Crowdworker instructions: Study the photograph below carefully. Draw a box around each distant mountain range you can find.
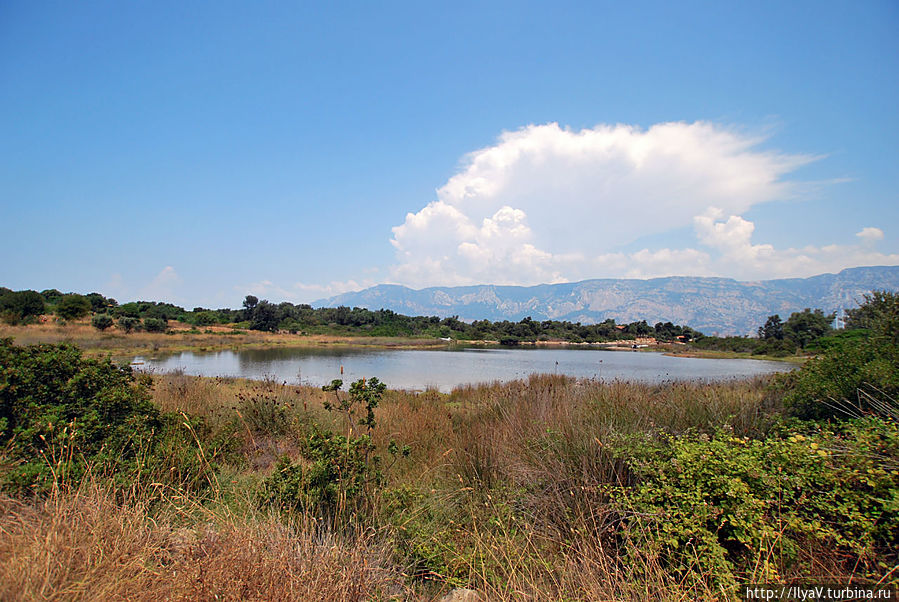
[314,266,899,335]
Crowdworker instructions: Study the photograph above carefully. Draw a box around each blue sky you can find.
[1,1,897,308]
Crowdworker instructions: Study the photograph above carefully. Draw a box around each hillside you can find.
[316,266,899,335]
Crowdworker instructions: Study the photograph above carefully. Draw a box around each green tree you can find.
[39,289,64,306]
[85,292,111,313]
[845,290,899,345]
[243,295,259,311]
[786,292,899,420]
[250,300,280,332]
[242,295,259,321]
[0,290,45,324]
[783,308,832,349]
[757,315,784,340]
[55,294,91,321]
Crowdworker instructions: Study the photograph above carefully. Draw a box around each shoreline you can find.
[1,321,804,364]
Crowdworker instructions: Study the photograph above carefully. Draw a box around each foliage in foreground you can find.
[785,290,899,420]
[619,420,899,586]
[260,377,410,522]
[0,338,160,492]
[0,338,230,495]
[2,287,899,599]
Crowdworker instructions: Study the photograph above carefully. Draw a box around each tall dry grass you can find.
[367,375,782,600]
[0,478,410,601]
[0,371,807,600]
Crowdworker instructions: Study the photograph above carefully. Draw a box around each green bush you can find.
[0,290,45,325]
[118,316,141,333]
[0,339,234,495]
[261,425,377,518]
[193,311,217,326]
[749,337,797,357]
[846,291,899,343]
[259,377,409,522]
[55,294,91,321]
[142,317,167,333]
[0,339,161,493]
[91,314,115,331]
[785,337,899,420]
[784,291,899,421]
[617,420,899,586]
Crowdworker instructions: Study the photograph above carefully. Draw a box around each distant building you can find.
[833,308,847,330]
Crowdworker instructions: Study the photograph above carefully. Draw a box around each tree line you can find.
[3,286,888,353]
[1,288,702,343]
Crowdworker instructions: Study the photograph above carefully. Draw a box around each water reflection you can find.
[134,346,794,393]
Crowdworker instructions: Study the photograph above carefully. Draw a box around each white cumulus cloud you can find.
[387,121,897,287]
[694,212,899,279]
[389,121,819,286]
[857,227,884,244]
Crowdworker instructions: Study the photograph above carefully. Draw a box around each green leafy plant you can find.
[0,339,160,492]
[260,377,410,521]
[0,290,45,325]
[616,420,899,587]
[785,291,899,420]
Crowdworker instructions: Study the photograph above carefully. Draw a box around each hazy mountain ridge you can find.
[315,266,899,335]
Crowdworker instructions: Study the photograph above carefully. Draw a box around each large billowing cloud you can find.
[390,122,897,286]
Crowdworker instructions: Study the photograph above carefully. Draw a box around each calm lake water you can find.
[132,346,794,392]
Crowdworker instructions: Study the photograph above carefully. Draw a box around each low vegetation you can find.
[0,293,896,600]
[2,287,702,344]
[1,286,846,363]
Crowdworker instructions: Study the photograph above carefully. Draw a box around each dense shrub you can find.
[751,337,798,357]
[785,292,899,420]
[118,316,141,333]
[261,426,377,518]
[846,291,899,342]
[91,314,114,331]
[691,336,760,353]
[0,290,45,325]
[142,317,167,333]
[0,339,160,492]
[55,294,92,321]
[39,288,64,305]
[618,419,899,586]
[192,311,218,326]
[259,378,409,521]
[0,339,232,495]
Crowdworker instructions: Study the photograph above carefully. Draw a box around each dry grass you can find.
[0,480,409,602]
[3,371,874,600]
[140,372,784,599]
[0,319,448,359]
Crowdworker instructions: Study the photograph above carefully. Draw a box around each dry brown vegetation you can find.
[0,481,408,601]
[1,369,894,601]
[0,319,448,359]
